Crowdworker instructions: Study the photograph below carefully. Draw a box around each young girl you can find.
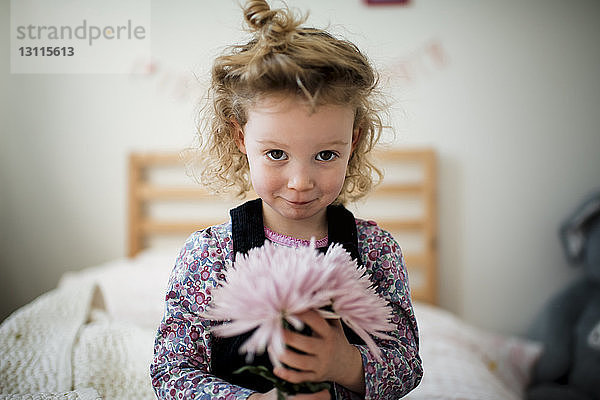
[151,1,422,399]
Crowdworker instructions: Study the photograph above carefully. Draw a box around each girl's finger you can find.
[295,309,331,338]
[276,347,315,373]
[282,327,318,354]
[289,389,331,399]
[273,365,316,385]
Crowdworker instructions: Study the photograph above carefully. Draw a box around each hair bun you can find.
[244,0,277,30]
[243,0,302,41]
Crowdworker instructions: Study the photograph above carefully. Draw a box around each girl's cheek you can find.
[252,167,280,189]
[332,166,349,185]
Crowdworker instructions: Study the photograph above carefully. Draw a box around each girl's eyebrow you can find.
[322,140,349,146]
[256,139,349,146]
[256,139,285,146]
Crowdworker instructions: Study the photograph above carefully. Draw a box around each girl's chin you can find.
[268,200,324,222]
[278,207,319,221]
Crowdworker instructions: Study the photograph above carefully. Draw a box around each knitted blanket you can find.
[0,281,156,399]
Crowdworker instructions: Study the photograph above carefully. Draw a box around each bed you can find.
[0,148,542,400]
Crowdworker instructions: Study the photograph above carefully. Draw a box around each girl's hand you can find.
[290,389,331,399]
[248,389,330,399]
[272,310,365,395]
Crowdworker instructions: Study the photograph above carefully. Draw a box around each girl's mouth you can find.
[285,199,314,206]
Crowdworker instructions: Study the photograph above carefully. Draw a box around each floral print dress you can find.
[150,218,422,399]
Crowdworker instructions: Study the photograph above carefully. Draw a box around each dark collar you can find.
[230,198,361,264]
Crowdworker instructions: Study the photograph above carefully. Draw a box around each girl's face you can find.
[235,95,358,236]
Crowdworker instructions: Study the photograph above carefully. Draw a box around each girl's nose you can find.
[287,164,314,191]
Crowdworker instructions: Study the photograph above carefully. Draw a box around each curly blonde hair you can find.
[192,0,386,204]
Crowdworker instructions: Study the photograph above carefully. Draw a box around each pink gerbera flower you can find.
[202,240,395,366]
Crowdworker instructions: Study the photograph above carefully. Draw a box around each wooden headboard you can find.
[128,148,437,304]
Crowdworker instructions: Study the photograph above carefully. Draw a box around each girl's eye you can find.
[266,150,288,161]
[316,151,338,162]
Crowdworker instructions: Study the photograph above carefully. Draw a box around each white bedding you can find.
[0,250,541,399]
[408,302,541,400]
[0,281,156,400]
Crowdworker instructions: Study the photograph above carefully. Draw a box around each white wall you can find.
[1,0,599,336]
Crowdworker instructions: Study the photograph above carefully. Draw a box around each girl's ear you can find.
[232,119,247,154]
[351,127,361,152]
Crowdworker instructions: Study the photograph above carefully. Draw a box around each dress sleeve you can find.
[150,227,256,400]
[335,221,423,399]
